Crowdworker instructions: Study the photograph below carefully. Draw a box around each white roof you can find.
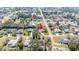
[28,21,35,26]
[8,40,17,45]
[24,40,30,45]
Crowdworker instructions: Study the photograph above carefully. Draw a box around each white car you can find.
[8,40,17,48]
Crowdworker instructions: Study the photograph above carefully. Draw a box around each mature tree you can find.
[68,40,79,51]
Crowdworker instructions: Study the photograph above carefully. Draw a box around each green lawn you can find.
[0,36,6,49]
[23,31,31,36]
[0,36,16,50]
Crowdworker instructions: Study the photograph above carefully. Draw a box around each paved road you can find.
[38,8,70,51]
[38,8,55,50]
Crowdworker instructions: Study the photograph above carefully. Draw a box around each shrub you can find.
[17,42,24,50]
[68,40,79,51]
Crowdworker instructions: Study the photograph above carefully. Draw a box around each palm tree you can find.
[17,42,24,51]
[44,37,51,51]
[31,43,39,51]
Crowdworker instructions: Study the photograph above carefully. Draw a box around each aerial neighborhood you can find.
[0,7,79,51]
